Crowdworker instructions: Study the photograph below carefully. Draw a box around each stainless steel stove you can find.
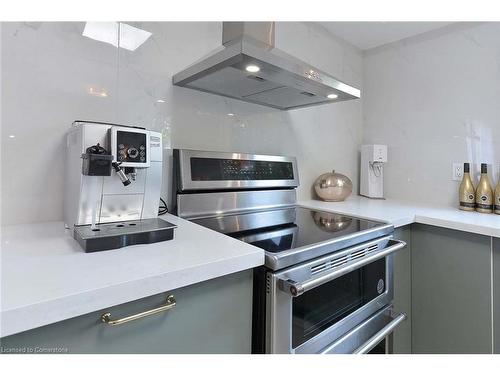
[173,149,407,354]
[191,206,393,270]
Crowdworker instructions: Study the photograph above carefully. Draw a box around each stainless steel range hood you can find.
[172,22,361,110]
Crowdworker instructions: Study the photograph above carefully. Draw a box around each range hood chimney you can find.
[172,22,361,110]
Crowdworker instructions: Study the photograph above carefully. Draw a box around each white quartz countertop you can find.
[300,196,500,238]
[0,214,264,338]
[2,197,498,337]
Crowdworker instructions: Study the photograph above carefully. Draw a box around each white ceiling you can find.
[319,22,453,50]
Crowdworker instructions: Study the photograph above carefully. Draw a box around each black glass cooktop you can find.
[192,207,388,255]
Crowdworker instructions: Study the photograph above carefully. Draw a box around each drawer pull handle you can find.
[353,312,407,354]
[101,295,176,326]
[279,239,406,297]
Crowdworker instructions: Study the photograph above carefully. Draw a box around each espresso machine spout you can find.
[112,161,131,186]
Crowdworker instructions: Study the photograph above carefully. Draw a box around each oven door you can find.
[266,237,406,354]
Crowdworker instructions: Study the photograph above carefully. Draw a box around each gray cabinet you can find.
[411,224,492,353]
[494,237,500,354]
[0,270,253,354]
[392,226,412,353]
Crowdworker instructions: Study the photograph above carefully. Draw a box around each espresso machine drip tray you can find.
[74,218,177,253]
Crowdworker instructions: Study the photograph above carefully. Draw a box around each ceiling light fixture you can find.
[8,135,15,139]
[327,93,338,99]
[227,113,235,116]
[156,99,166,103]
[245,65,260,73]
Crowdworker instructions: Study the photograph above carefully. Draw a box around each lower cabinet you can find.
[0,270,253,354]
[2,229,498,355]
[494,237,500,354]
[392,226,412,354]
[411,224,492,353]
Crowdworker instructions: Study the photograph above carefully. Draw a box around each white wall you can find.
[1,22,363,225]
[363,23,500,206]
[3,21,499,225]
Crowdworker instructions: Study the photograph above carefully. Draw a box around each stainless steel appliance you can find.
[172,22,360,110]
[173,149,406,354]
[64,121,175,252]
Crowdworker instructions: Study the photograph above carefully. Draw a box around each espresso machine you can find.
[64,121,176,252]
[360,144,388,199]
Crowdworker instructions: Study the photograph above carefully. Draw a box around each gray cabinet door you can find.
[392,226,412,353]
[494,237,500,354]
[0,270,253,354]
[411,224,492,353]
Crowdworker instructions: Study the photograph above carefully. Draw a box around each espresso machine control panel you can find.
[110,127,150,167]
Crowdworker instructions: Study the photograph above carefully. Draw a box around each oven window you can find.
[291,258,386,348]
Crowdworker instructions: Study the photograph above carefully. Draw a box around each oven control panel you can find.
[190,157,295,181]
[174,149,299,191]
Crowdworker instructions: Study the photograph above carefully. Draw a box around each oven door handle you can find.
[278,239,406,297]
[353,312,407,354]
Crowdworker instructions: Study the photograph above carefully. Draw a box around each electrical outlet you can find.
[452,162,463,181]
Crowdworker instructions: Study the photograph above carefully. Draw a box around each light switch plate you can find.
[452,162,463,181]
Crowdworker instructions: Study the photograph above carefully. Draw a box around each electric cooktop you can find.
[192,207,393,270]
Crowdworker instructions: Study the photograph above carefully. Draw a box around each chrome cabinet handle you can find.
[279,239,406,297]
[101,295,176,326]
[353,312,406,354]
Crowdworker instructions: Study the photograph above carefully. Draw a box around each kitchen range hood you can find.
[172,22,361,110]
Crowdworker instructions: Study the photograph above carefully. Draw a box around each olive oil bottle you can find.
[459,163,475,211]
[495,177,500,215]
[475,163,493,213]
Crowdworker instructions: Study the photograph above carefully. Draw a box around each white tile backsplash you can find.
[1,22,363,225]
[363,23,500,206]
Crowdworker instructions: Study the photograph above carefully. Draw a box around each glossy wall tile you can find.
[363,23,500,206]
[1,22,364,225]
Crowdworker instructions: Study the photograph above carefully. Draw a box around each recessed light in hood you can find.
[245,64,260,73]
[173,22,360,110]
